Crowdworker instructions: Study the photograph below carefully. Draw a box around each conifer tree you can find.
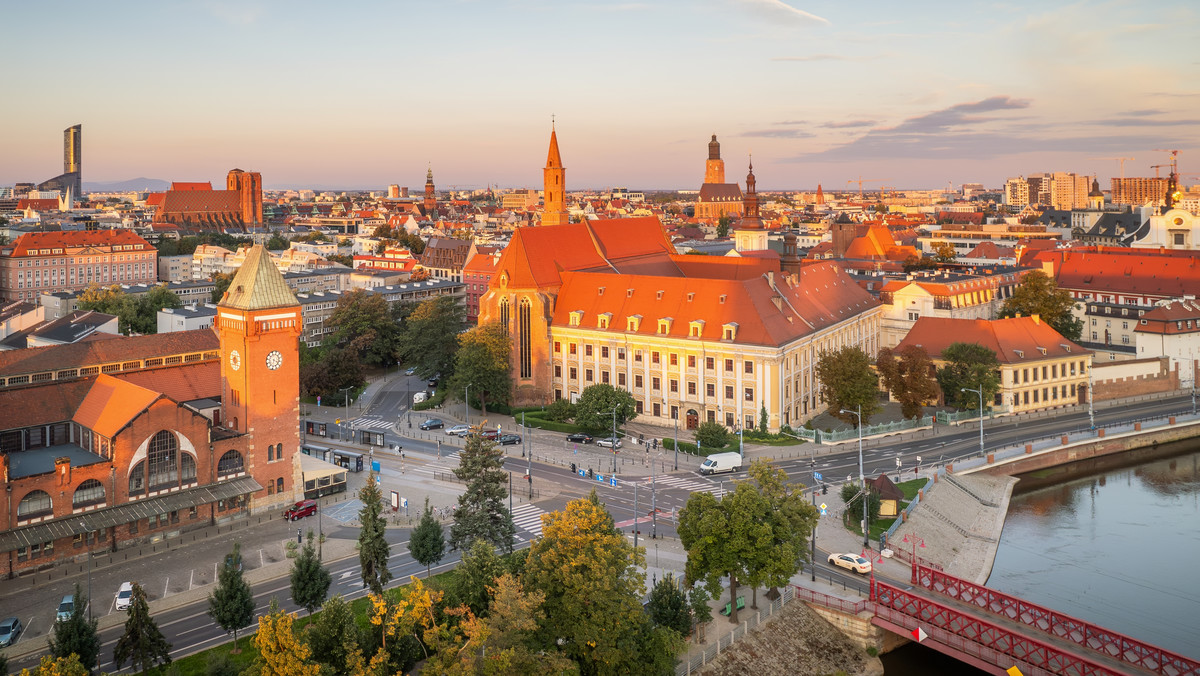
[47,583,100,671]
[207,542,254,653]
[449,432,514,551]
[112,582,172,674]
[290,530,332,615]
[408,497,446,578]
[357,470,392,594]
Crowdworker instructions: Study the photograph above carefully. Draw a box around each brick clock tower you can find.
[217,245,303,513]
[424,167,437,216]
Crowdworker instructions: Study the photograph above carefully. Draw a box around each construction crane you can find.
[1151,164,1170,179]
[1090,157,1134,179]
[846,176,890,201]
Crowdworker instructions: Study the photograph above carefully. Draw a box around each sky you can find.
[2,0,1198,191]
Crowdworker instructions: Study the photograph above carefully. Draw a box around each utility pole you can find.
[962,386,984,456]
[651,447,657,539]
[611,406,619,474]
[840,405,867,548]
[508,472,513,554]
[633,480,639,550]
[673,416,679,470]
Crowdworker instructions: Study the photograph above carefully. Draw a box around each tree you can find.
[408,498,446,578]
[446,322,511,415]
[679,483,772,625]
[290,531,332,614]
[716,214,732,238]
[572,383,638,432]
[646,574,691,635]
[399,295,465,379]
[300,346,364,399]
[265,233,290,250]
[543,398,575,422]
[47,583,100,671]
[78,283,182,335]
[357,471,392,594]
[936,342,1001,410]
[694,420,729,450]
[525,491,678,673]
[449,434,515,552]
[306,595,362,675]
[876,345,940,419]
[932,241,957,263]
[208,543,255,653]
[325,290,400,367]
[998,269,1083,341]
[902,254,937,273]
[211,271,234,303]
[251,600,321,676]
[758,404,769,433]
[130,285,183,334]
[688,584,714,643]
[111,582,172,674]
[478,573,576,675]
[16,655,88,676]
[451,539,506,615]
[815,345,880,424]
[746,461,819,607]
[840,481,881,534]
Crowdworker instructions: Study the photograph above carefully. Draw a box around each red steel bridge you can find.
[797,562,1200,676]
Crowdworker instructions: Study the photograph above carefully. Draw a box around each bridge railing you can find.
[914,565,1200,676]
[790,586,869,615]
[872,579,1124,676]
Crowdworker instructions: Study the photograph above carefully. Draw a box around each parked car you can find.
[284,499,318,521]
[0,616,23,647]
[114,582,134,611]
[427,377,439,388]
[445,424,471,437]
[224,551,243,572]
[566,433,593,444]
[479,429,500,440]
[419,418,444,430]
[498,434,522,445]
[405,367,416,376]
[595,436,622,449]
[56,594,74,622]
[827,553,872,575]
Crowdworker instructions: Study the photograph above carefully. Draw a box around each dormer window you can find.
[719,295,727,304]
[656,290,665,300]
[1014,349,1024,358]
[598,286,605,296]
[1038,347,1047,355]
[598,312,612,329]
[569,310,584,327]
[687,292,695,302]
[722,322,738,341]
[689,320,705,338]
[627,314,642,332]
[1060,344,1071,352]
[627,289,635,298]
[657,318,673,335]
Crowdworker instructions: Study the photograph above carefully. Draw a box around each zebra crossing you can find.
[510,502,547,538]
[639,475,726,497]
[349,417,393,430]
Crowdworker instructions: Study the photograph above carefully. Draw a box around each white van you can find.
[699,452,742,476]
[412,391,428,404]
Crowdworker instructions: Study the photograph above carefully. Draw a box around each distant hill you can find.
[83,178,170,193]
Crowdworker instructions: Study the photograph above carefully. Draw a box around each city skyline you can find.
[2,0,1198,190]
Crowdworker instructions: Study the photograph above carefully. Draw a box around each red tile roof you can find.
[896,316,1090,364]
[114,361,221,402]
[0,329,218,380]
[73,374,163,438]
[0,378,93,429]
[171,182,213,191]
[492,218,675,290]
[17,199,59,211]
[8,229,152,257]
[1044,248,1200,298]
[159,190,241,216]
[551,261,878,347]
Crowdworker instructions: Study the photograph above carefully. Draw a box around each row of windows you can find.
[555,366,758,400]
[555,343,756,374]
[1012,383,1077,406]
[1011,361,1084,384]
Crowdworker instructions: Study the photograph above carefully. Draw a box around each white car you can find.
[828,553,872,575]
[595,437,622,449]
[114,582,134,611]
[445,424,470,437]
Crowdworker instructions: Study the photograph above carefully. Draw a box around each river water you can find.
[986,443,1200,660]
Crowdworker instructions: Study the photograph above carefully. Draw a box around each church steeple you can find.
[541,121,568,226]
[734,159,768,253]
[704,134,726,184]
[424,165,436,215]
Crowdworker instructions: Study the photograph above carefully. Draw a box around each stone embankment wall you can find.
[699,599,883,676]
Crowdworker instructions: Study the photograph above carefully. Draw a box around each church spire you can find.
[541,122,568,226]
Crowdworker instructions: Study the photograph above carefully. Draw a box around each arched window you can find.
[218,450,245,477]
[129,463,145,496]
[276,477,284,493]
[499,297,510,337]
[18,490,52,519]
[519,298,532,379]
[181,453,197,483]
[147,431,178,490]
[73,479,105,508]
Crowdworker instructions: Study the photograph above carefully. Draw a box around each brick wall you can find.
[1091,356,1180,402]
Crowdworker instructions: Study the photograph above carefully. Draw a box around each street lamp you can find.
[465,383,472,427]
[610,405,620,474]
[961,386,984,456]
[839,405,868,548]
[673,415,679,471]
[80,521,94,620]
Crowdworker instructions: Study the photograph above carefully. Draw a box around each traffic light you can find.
[822,483,828,495]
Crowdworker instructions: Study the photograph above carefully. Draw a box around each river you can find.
[986,443,1200,660]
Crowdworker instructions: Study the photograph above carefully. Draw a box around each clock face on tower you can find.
[229,350,241,371]
[266,350,283,370]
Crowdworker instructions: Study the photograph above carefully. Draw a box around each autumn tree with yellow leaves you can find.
[250,600,321,676]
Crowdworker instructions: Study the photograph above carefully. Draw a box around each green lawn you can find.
[894,478,928,501]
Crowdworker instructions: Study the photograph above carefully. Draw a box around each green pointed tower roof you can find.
[220,245,299,310]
